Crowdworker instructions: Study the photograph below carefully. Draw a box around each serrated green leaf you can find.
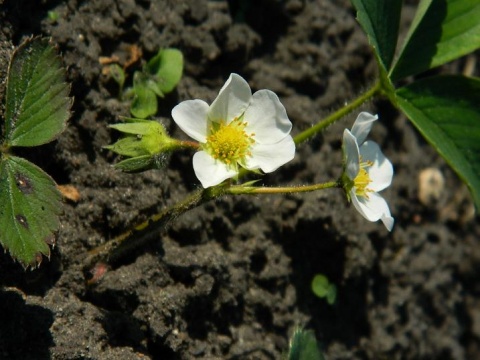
[391,0,480,81]
[350,0,402,71]
[4,37,72,147]
[0,155,62,267]
[131,72,157,118]
[146,48,183,94]
[396,75,480,208]
[287,328,324,360]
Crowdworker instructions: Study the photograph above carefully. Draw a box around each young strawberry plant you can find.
[108,48,184,119]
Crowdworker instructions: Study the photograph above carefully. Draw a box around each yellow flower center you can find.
[205,117,255,169]
[354,159,373,198]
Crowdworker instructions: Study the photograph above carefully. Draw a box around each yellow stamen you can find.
[204,117,255,169]
[354,160,373,198]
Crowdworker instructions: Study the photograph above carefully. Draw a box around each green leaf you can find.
[4,37,72,147]
[144,77,165,98]
[287,328,324,360]
[146,48,184,94]
[391,0,480,81]
[0,155,62,267]
[350,0,403,71]
[396,75,480,208]
[109,64,126,89]
[326,285,337,305]
[311,274,330,297]
[311,274,337,305]
[131,72,157,119]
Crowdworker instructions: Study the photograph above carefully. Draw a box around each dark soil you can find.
[1,0,479,359]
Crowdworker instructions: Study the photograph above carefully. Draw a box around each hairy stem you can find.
[293,81,382,145]
[227,181,340,195]
[83,186,226,268]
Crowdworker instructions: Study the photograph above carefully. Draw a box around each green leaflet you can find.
[391,0,480,81]
[0,156,62,266]
[350,0,402,72]
[351,0,480,86]
[396,75,480,208]
[4,37,72,147]
[131,72,158,119]
[146,48,184,94]
[0,37,71,267]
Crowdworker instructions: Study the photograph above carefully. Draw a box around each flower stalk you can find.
[227,181,340,195]
[293,81,382,145]
[83,179,339,268]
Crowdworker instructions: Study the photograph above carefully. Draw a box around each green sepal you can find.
[239,179,262,187]
[106,118,174,157]
[112,155,155,172]
[104,137,151,158]
[106,118,176,172]
[112,154,168,173]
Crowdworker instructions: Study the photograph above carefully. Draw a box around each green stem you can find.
[293,81,382,145]
[84,180,340,268]
[176,139,200,150]
[84,185,226,267]
[227,181,340,195]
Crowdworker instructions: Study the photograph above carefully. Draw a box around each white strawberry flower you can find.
[342,112,394,231]
[172,73,295,188]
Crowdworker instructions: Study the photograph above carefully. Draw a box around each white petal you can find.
[192,151,237,188]
[351,112,378,145]
[208,73,251,124]
[381,215,394,232]
[243,90,292,144]
[360,141,393,192]
[245,135,295,173]
[172,100,209,142]
[351,191,392,226]
[343,129,360,180]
